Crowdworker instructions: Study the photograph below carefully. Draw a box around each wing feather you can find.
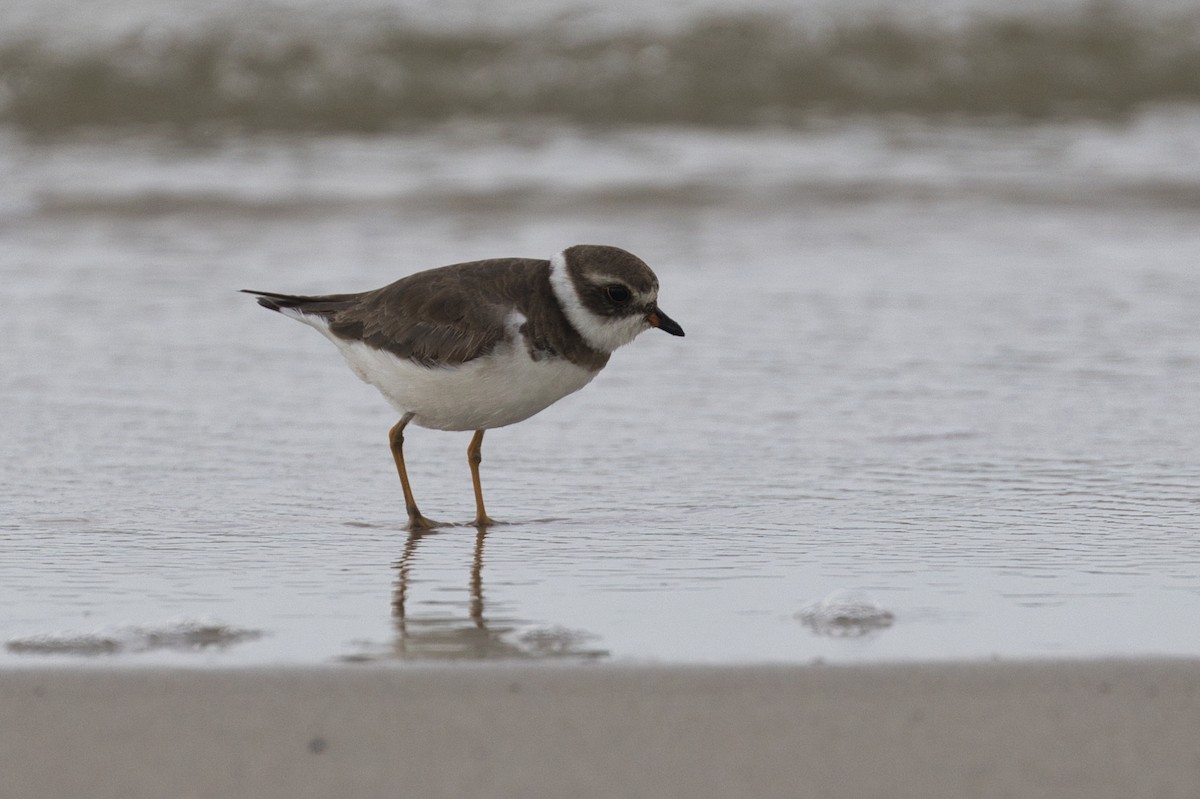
[326,259,541,366]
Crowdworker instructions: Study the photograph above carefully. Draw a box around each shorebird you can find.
[244,244,684,530]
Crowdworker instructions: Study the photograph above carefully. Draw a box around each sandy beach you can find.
[3,7,1200,799]
[3,659,1199,798]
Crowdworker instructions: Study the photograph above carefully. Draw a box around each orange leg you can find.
[389,414,435,531]
[468,429,494,528]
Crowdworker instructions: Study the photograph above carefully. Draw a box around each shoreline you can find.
[4,658,1199,798]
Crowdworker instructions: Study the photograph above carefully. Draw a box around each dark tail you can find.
[240,289,359,316]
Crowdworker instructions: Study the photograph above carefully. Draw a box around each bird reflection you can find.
[388,526,607,661]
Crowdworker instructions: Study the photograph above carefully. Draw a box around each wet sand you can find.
[4,659,1198,798]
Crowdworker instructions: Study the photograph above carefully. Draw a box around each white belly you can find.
[285,308,599,430]
[332,336,597,431]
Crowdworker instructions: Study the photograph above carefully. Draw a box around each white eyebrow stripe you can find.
[585,274,658,304]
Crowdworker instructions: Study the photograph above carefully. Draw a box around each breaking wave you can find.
[2,3,1199,135]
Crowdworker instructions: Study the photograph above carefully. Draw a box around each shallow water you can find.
[4,0,1200,664]
[3,105,1200,666]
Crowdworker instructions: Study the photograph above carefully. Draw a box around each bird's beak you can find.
[646,305,685,337]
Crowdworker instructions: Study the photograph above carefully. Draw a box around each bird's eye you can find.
[606,285,631,303]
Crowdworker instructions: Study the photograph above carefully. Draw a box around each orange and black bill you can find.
[647,306,685,337]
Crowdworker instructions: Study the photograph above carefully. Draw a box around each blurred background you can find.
[3,0,1200,664]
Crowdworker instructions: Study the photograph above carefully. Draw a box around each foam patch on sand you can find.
[6,619,265,656]
[798,590,896,638]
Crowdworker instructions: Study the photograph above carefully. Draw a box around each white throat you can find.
[549,250,648,354]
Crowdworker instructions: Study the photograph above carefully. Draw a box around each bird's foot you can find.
[406,513,439,532]
[472,515,497,529]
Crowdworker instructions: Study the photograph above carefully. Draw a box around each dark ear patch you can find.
[563,244,661,316]
[574,277,623,317]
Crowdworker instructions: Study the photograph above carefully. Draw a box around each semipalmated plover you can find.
[244,244,684,530]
